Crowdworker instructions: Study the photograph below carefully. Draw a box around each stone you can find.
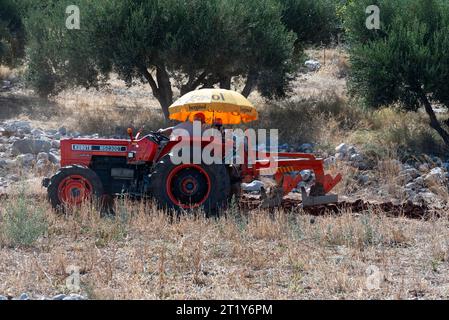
[401,168,420,183]
[413,192,436,204]
[48,152,60,164]
[335,152,346,161]
[2,159,17,170]
[37,152,49,162]
[356,174,369,185]
[299,143,314,153]
[51,140,61,149]
[406,182,419,190]
[16,153,35,166]
[418,163,430,172]
[58,126,67,136]
[36,159,48,170]
[12,138,51,155]
[347,146,357,155]
[19,293,29,300]
[3,120,31,134]
[350,153,364,162]
[241,180,265,192]
[31,128,45,137]
[52,294,67,300]
[424,167,447,186]
[62,294,85,301]
[8,174,19,182]
[335,143,348,155]
[0,295,7,300]
[305,59,321,72]
[324,156,336,167]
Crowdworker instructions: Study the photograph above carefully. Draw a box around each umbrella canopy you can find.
[168,88,258,124]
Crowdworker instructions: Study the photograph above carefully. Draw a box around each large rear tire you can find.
[47,165,104,212]
[149,154,230,214]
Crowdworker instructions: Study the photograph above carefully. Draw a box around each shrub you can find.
[1,187,48,247]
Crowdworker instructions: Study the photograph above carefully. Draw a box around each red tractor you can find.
[42,129,342,213]
[42,89,342,213]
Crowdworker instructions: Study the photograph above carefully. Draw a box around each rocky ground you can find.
[0,293,86,300]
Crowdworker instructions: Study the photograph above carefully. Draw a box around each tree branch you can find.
[242,69,258,97]
[418,89,449,147]
[181,71,208,95]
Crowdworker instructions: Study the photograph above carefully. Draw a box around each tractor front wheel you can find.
[47,165,104,212]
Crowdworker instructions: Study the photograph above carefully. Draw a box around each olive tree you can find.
[345,0,449,146]
[25,0,296,118]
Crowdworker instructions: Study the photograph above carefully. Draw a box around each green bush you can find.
[280,0,341,49]
[345,0,449,147]
[1,188,48,247]
[0,0,25,66]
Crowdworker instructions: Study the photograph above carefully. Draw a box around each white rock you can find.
[51,140,60,149]
[305,59,321,72]
[0,295,7,300]
[401,168,420,183]
[335,143,348,154]
[62,294,85,300]
[335,152,346,160]
[52,294,67,300]
[324,156,336,167]
[241,180,265,192]
[58,127,67,135]
[19,293,29,300]
[3,120,31,134]
[31,128,45,137]
[350,153,363,162]
[16,153,35,166]
[37,152,49,162]
[48,152,60,164]
[424,167,447,185]
[36,159,48,170]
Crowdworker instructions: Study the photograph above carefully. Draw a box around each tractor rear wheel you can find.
[149,154,230,214]
[47,165,104,212]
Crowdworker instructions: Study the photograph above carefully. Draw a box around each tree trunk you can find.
[155,65,173,118]
[219,75,231,90]
[419,89,449,147]
[139,64,173,119]
[180,71,207,96]
[241,69,258,98]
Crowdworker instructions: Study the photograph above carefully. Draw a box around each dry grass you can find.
[0,189,449,299]
[0,66,13,81]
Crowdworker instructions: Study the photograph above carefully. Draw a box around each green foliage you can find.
[24,0,297,111]
[1,187,48,247]
[280,0,341,49]
[0,0,25,66]
[345,0,449,110]
[25,0,100,96]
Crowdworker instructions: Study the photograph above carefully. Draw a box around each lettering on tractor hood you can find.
[71,144,127,152]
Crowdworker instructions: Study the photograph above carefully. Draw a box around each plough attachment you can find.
[242,152,342,208]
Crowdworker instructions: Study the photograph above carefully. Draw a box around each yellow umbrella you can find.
[168,88,258,124]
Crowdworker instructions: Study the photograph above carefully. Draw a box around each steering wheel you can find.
[147,131,170,144]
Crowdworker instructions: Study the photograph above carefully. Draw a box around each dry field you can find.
[1,188,449,299]
[1,48,449,299]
